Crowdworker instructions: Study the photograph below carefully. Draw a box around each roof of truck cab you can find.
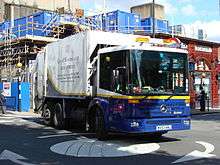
[98,45,188,54]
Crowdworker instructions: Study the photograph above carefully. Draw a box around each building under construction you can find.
[0,0,97,111]
[0,0,81,80]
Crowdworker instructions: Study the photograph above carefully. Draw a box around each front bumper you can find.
[109,117,191,133]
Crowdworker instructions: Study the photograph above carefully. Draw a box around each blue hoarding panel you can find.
[0,82,18,111]
[91,10,141,33]
[32,11,57,36]
[0,82,30,112]
[5,97,17,110]
[0,11,57,38]
[21,82,30,112]
[11,82,19,111]
[111,10,141,33]
[141,17,169,34]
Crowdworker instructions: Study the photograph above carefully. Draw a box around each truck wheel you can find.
[42,104,53,126]
[53,103,65,129]
[95,108,108,140]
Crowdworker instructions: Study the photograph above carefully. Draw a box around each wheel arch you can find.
[87,98,110,131]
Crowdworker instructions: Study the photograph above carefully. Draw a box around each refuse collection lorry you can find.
[33,31,191,139]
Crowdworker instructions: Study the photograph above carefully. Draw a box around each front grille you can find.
[146,119,181,125]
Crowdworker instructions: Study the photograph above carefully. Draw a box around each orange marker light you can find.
[128,100,140,104]
[135,37,150,43]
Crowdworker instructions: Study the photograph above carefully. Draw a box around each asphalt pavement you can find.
[191,108,220,115]
[0,111,220,165]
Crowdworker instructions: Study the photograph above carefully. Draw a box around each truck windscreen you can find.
[130,50,188,95]
[99,49,188,95]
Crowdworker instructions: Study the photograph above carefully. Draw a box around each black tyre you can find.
[53,103,65,129]
[95,108,108,140]
[42,104,53,126]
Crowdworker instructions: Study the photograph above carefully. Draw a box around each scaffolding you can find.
[0,9,104,82]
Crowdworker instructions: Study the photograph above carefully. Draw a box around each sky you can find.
[80,0,220,42]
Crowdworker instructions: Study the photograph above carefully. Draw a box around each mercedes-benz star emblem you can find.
[160,104,168,113]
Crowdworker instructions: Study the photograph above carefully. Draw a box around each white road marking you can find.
[55,130,72,134]
[50,138,160,157]
[37,132,91,139]
[0,150,36,165]
[0,116,15,119]
[0,113,41,125]
[172,141,216,164]
[37,133,81,139]
[0,120,16,123]
[118,143,160,154]
[0,112,40,119]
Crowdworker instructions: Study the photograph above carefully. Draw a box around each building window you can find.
[195,59,210,71]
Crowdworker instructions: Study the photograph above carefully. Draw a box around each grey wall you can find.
[131,3,165,19]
